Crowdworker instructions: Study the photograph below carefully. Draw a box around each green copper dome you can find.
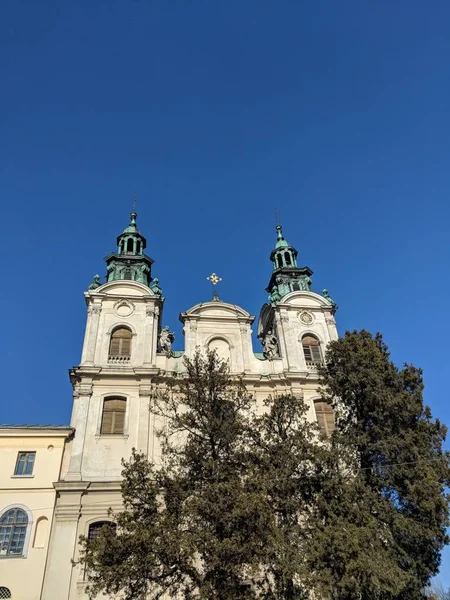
[266,224,313,303]
[122,210,139,234]
[103,211,154,286]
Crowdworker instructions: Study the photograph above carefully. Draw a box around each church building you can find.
[2,211,339,600]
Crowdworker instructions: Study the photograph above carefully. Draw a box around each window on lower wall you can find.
[0,508,29,557]
[100,398,126,435]
[314,400,335,437]
[88,521,117,542]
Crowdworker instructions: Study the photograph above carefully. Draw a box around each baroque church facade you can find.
[32,211,337,599]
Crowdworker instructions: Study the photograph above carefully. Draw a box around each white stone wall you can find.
[46,280,339,599]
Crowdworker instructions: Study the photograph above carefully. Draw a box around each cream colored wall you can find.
[0,431,70,600]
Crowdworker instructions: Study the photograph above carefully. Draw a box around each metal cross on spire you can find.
[207,272,222,301]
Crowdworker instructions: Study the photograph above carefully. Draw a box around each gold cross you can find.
[207,272,222,286]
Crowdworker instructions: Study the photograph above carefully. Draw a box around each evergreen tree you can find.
[249,393,323,599]
[308,330,450,600]
[80,350,273,600]
[79,333,450,600]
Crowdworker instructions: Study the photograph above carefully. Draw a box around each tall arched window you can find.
[314,400,335,437]
[284,251,291,266]
[0,508,29,557]
[109,327,132,363]
[100,398,126,435]
[302,334,323,366]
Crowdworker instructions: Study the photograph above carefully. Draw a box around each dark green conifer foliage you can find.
[249,393,323,600]
[79,350,272,600]
[79,333,450,600]
[309,330,450,600]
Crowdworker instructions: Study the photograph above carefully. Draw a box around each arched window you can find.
[101,398,126,435]
[88,521,117,542]
[126,238,134,254]
[109,327,132,362]
[0,508,28,557]
[302,334,323,366]
[0,588,11,599]
[284,251,291,266]
[314,400,335,437]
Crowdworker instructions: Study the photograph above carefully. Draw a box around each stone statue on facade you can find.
[159,326,175,356]
[299,275,312,291]
[150,277,163,297]
[88,274,102,290]
[135,264,150,284]
[322,289,336,306]
[261,329,279,360]
[268,285,281,303]
[107,262,116,282]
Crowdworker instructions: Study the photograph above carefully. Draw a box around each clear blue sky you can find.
[2,0,450,584]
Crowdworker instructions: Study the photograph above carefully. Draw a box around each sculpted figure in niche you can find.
[261,329,279,360]
[159,326,175,357]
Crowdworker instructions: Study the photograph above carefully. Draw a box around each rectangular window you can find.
[14,452,36,476]
[100,398,126,435]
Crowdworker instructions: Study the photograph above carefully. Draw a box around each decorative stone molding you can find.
[88,304,102,315]
[139,388,152,397]
[73,385,93,398]
[113,299,135,317]
[298,310,314,325]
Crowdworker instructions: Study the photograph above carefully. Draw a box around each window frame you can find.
[99,397,127,436]
[0,504,33,559]
[108,326,132,362]
[314,400,335,437]
[13,452,36,477]
[87,520,117,542]
[301,334,323,366]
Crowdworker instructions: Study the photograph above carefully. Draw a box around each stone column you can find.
[143,304,157,366]
[324,311,338,342]
[65,384,93,481]
[280,310,301,372]
[239,323,250,372]
[137,387,152,455]
[80,303,102,366]
[41,483,90,600]
[274,310,290,372]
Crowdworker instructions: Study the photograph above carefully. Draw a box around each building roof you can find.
[0,424,71,430]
